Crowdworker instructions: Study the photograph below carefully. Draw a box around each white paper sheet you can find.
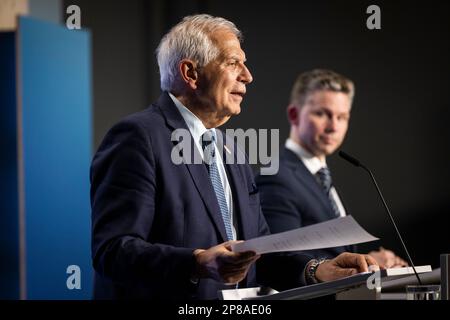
[232,215,378,254]
[219,287,279,300]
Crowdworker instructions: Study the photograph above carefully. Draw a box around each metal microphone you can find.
[338,150,422,285]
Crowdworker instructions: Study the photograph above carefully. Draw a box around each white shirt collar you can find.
[285,138,327,175]
[169,94,238,233]
[168,92,213,147]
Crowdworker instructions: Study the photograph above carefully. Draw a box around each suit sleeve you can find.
[245,168,313,291]
[90,120,196,290]
[256,172,304,233]
[255,195,313,291]
[257,171,351,259]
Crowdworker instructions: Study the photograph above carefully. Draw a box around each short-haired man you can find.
[257,69,407,269]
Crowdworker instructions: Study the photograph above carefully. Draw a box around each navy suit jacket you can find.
[256,147,355,260]
[90,93,311,299]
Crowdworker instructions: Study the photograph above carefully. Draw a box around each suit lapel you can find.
[156,93,229,242]
[283,148,336,219]
[283,148,354,252]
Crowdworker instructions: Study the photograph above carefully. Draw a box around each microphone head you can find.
[338,150,361,167]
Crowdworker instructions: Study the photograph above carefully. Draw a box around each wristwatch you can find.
[306,258,328,284]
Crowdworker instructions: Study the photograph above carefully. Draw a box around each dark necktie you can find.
[202,130,234,240]
[316,167,341,218]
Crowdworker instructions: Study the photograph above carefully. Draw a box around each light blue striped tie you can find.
[202,130,234,241]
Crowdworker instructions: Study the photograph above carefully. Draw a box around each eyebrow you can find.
[228,56,247,63]
[315,106,349,115]
[226,54,246,62]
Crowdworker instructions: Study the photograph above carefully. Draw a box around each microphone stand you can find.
[339,151,422,285]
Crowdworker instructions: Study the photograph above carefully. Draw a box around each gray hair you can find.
[156,14,242,92]
[290,69,355,107]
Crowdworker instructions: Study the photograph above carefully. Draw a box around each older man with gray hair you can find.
[90,15,377,300]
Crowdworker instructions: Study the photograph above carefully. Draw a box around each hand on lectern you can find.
[368,247,409,269]
[315,252,379,282]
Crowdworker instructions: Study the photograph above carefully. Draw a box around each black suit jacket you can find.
[90,93,312,299]
[256,147,355,260]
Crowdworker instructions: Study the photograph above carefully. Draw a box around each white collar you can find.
[285,138,327,175]
[168,92,213,147]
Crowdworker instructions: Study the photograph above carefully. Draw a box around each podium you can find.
[221,266,439,300]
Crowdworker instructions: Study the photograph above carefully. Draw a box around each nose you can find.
[239,64,253,84]
[325,116,338,132]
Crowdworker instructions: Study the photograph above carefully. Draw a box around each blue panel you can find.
[19,17,93,299]
[0,32,20,300]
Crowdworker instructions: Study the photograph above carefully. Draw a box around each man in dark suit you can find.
[91,17,378,299]
[257,69,407,268]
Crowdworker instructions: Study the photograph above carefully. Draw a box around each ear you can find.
[287,104,300,126]
[179,59,199,90]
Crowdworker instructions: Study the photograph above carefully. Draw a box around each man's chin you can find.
[225,105,241,116]
[324,146,339,155]
[318,144,338,156]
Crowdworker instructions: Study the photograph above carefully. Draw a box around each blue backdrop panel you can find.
[18,17,93,299]
[0,32,20,300]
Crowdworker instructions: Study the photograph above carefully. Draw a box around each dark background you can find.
[64,0,450,268]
